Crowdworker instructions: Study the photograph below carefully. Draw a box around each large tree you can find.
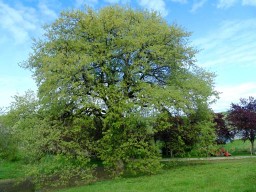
[23,6,217,176]
[228,97,256,155]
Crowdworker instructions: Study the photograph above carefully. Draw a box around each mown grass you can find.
[57,158,256,192]
[222,139,252,156]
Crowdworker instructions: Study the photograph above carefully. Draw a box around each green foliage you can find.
[186,102,216,157]
[0,160,25,179]
[155,102,217,157]
[23,5,217,119]
[99,113,161,176]
[0,123,18,161]
[0,91,40,161]
[26,154,94,188]
[1,92,94,188]
[0,92,38,161]
[188,121,216,157]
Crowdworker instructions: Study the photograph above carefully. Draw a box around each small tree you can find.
[228,97,256,155]
[155,102,216,157]
[0,121,18,160]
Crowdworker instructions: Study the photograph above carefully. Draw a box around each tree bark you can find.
[250,140,254,156]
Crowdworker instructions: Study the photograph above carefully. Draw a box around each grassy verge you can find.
[56,158,256,192]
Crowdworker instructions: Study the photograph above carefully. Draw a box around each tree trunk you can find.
[250,140,254,156]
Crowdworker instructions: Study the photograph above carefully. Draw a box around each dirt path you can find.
[161,156,256,162]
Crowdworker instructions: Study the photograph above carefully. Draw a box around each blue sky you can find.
[0,0,256,112]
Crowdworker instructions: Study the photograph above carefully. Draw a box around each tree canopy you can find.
[25,6,216,117]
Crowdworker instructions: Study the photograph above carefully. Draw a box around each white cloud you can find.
[212,83,256,112]
[0,1,57,108]
[0,1,37,44]
[170,0,188,3]
[104,0,131,4]
[217,0,256,8]
[104,0,121,3]
[75,0,98,7]
[38,1,58,19]
[137,0,168,17]
[190,0,207,12]
[0,1,57,45]
[194,19,256,68]
[193,19,256,112]
[217,0,238,8]
[242,0,256,6]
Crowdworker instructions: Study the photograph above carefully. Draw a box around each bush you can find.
[0,125,18,161]
[25,154,95,189]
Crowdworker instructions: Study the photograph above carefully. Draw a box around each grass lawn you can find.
[57,158,256,192]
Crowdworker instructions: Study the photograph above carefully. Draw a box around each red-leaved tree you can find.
[228,97,256,155]
[214,113,234,144]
